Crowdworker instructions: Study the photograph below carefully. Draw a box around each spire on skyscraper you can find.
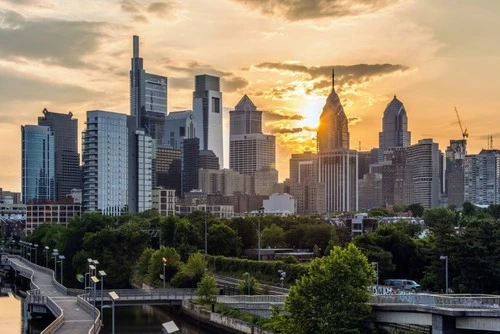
[331,68,335,92]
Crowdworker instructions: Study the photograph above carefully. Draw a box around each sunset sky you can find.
[1,0,500,192]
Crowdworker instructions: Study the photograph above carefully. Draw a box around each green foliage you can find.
[261,224,285,248]
[137,248,155,279]
[208,223,242,257]
[227,217,257,249]
[171,252,207,288]
[279,255,299,264]
[407,203,425,217]
[274,244,374,334]
[147,246,182,287]
[196,273,218,304]
[161,215,202,261]
[285,224,334,251]
[368,208,389,217]
[239,273,257,295]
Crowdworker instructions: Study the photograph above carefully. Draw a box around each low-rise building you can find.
[152,188,176,216]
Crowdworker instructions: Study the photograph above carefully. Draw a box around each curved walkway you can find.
[2,254,97,334]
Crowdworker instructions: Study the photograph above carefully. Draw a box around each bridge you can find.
[1,254,197,333]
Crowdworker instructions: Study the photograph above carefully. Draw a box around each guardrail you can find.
[41,298,64,334]
[216,295,286,304]
[77,294,101,334]
[371,293,500,310]
[82,288,197,303]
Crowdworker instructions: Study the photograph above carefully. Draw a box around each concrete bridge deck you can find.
[1,254,98,334]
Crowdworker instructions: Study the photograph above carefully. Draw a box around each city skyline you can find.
[1,0,500,192]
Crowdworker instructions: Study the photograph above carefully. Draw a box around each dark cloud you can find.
[269,127,303,134]
[3,0,40,5]
[348,116,361,125]
[0,10,108,68]
[164,61,249,92]
[231,0,398,21]
[133,14,148,22]
[264,110,303,122]
[148,1,176,15]
[120,0,139,13]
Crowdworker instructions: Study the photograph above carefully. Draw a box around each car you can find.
[384,279,421,291]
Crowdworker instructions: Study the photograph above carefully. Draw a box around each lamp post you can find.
[204,209,208,256]
[278,270,286,289]
[90,276,100,334]
[34,244,38,265]
[52,249,59,277]
[98,270,106,321]
[108,291,119,334]
[86,258,93,290]
[59,255,65,285]
[162,257,167,289]
[371,262,379,287]
[440,255,449,294]
[44,246,49,267]
[243,272,250,295]
[27,242,32,261]
[258,207,264,262]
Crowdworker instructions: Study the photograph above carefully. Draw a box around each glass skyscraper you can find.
[21,125,55,204]
[379,95,411,152]
[130,35,168,145]
[38,108,81,200]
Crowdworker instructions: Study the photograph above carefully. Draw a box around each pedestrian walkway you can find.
[2,254,98,334]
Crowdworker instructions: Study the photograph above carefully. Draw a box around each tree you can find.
[274,244,374,334]
[171,252,207,288]
[147,246,182,287]
[408,203,425,217]
[239,273,257,295]
[208,223,242,257]
[196,273,218,304]
[261,224,285,248]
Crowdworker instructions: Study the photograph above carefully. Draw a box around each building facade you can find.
[26,203,81,235]
[464,149,500,206]
[21,125,55,204]
[154,146,182,196]
[38,109,81,200]
[445,139,467,208]
[378,95,411,160]
[193,74,224,167]
[163,110,196,149]
[152,188,176,216]
[130,35,168,144]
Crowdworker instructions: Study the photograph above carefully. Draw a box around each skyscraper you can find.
[464,149,500,205]
[38,108,81,200]
[21,125,55,204]
[163,110,196,149]
[230,95,276,175]
[193,74,224,166]
[379,95,411,153]
[317,69,358,213]
[82,111,129,215]
[317,69,349,152]
[130,35,168,144]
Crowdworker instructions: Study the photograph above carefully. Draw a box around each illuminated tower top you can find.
[317,68,350,152]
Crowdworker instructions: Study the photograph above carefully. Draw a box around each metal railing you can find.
[82,288,197,303]
[371,293,500,310]
[41,298,64,334]
[216,295,286,304]
[76,294,101,334]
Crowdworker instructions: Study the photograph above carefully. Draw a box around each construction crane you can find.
[455,107,469,140]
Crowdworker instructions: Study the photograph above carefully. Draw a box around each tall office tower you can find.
[199,150,220,170]
[358,173,382,210]
[406,139,441,208]
[163,110,196,149]
[380,148,411,206]
[82,111,129,215]
[464,149,500,205]
[379,95,411,154]
[230,95,276,176]
[154,146,182,196]
[445,139,467,208]
[193,74,224,166]
[317,69,349,152]
[289,151,318,183]
[198,168,251,196]
[38,109,81,200]
[317,69,358,212]
[21,125,55,204]
[357,149,379,180]
[182,137,200,194]
[128,124,153,213]
[130,35,168,144]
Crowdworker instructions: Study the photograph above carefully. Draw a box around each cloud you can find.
[264,110,304,122]
[269,127,303,134]
[0,10,109,68]
[120,0,178,20]
[231,0,399,21]
[164,60,249,92]
[120,0,139,13]
[348,116,361,126]
[148,2,176,16]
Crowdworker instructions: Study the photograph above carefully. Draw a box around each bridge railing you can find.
[41,298,64,334]
[77,294,101,334]
[216,295,286,304]
[371,293,500,310]
[81,288,197,303]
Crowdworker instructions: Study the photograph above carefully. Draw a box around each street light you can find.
[34,244,38,265]
[59,255,65,285]
[27,242,32,261]
[108,291,120,334]
[440,255,449,294]
[98,270,106,321]
[243,272,250,295]
[204,209,208,256]
[52,249,59,276]
[91,276,100,334]
[44,246,49,267]
[258,207,264,262]
[162,257,167,289]
[371,262,379,287]
[86,258,93,290]
[278,270,286,289]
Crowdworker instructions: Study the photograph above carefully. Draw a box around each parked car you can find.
[384,279,421,291]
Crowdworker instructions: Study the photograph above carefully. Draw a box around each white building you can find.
[263,193,296,215]
[152,188,176,216]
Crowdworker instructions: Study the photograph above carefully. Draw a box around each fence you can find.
[371,293,500,310]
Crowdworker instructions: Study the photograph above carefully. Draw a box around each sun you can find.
[298,96,324,130]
